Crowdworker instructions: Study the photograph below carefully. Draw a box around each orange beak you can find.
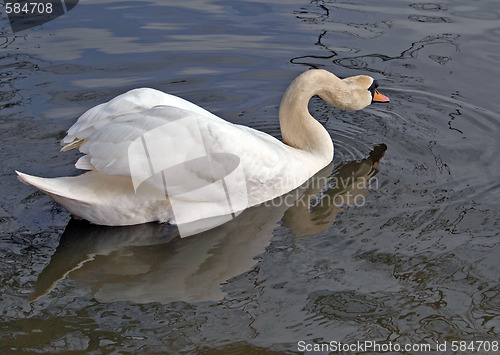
[373,89,390,103]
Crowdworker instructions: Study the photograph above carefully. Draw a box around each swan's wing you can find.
[71,104,291,202]
[74,105,199,176]
[61,88,223,150]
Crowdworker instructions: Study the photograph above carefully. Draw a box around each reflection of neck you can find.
[281,145,385,237]
[278,70,335,160]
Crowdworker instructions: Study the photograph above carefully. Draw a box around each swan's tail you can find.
[15,170,173,226]
[16,170,90,222]
[16,171,74,198]
[18,171,52,193]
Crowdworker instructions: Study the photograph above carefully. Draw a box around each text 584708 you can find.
[5,2,53,14]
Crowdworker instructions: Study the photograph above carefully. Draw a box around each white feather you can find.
[17,70,380,233]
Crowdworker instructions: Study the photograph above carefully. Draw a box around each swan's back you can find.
[62,88,225,150]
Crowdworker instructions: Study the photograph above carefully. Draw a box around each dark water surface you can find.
[1,0,499,353]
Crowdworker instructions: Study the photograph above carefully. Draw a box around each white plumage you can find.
[17,69,388,233]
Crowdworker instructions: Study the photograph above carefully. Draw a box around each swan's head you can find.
[330,74,390,111]
[367,78,390,104]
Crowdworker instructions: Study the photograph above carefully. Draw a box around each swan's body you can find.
[17,69,388,230]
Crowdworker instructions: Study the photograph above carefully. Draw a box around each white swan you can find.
[16,69,389,229]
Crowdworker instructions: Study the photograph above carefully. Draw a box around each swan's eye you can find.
[368,80,379,98]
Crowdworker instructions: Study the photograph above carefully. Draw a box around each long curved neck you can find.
[279,70,339,160]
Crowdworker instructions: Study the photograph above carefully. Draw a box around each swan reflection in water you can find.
[31,144,387,304]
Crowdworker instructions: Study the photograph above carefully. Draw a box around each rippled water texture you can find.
[1,0,499,353]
